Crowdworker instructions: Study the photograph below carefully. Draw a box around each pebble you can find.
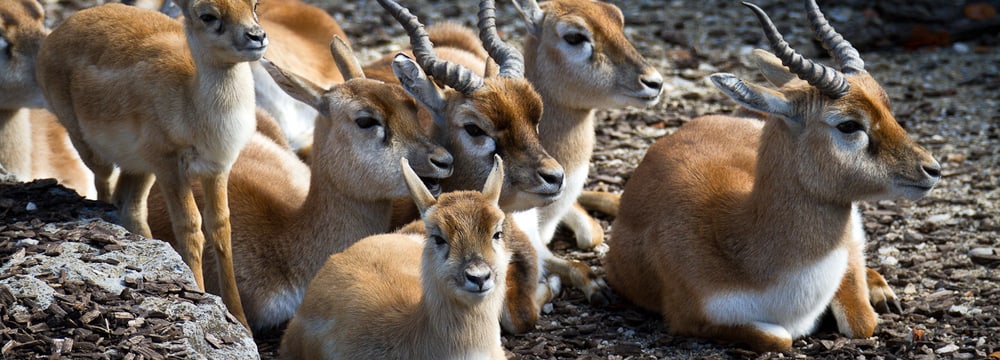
[25,202,37,211]
[935,344,960,354]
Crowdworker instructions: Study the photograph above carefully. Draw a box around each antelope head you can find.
[178,0,267,63]
[377,0,565,212]
[512,0,663,109]
[710,0,941,203]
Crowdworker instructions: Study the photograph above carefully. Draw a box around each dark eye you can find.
[199,14,218,23]
[562,33,587,46]
[836,121,864,134]
[355,116,379,129]
[464,124,486,137]
[492,231,502,241]
[431,235,447,246]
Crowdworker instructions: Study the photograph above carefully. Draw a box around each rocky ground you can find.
[5,0,998,359]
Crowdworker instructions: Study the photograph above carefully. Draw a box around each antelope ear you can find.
[401,157,437,216]
[330,36,366,80]
[392,53,447,126]
[482,155,504,207]
[484,57,500,78]
[511,0,544,36]
[752,49,797,88]
[710,73,796,123]
[260,58,328,117]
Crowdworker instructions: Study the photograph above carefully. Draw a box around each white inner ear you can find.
[555,20,593,63]
[710,73,793,119]
[752,49,797,88]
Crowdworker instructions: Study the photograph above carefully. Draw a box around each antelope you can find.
[511,0,663,251]
[36,0,268,329]
[367,0,612,333]
[145,37,454,331]
[281,156,509,360]
[0,0,46,180]
[605,0,941,351]
[251,0,350,159]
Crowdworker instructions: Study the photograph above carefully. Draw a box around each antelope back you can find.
[514,0,662,109]
[0,0,47,109]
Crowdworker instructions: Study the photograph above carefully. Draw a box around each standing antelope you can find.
[145,37,454,331]
[511,0,663,250]
[605,0,941,351]
[281,157,509,360]
[36,0,267,328]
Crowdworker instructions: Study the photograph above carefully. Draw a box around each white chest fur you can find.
[702,207,864,338]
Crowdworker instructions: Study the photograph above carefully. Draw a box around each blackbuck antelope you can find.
[511,0,663,250]
[368,0,611,333]
[605,0,941,351]
[281,157,509,360]
[36,0,268,329]
[146,37,453,331]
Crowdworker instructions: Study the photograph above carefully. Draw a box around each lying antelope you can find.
[146,37,453,331]
[511,0,663,250]
[281,156,509,360]
[605,0,941,351]
[367,0,612,333]
[36,0,268,328]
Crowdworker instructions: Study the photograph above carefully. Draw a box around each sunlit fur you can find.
[0,0,47,179]
[606,50,940,351]
[515,0,663,250]
[251,0,349,156]
[281,164,509,360]
[36,0,268,328]
[146,53,452,331]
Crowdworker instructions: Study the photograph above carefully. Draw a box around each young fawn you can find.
[605,0,941,351]
[146,37,454,331]
[281,156,509,360]
[0,0,46,179]
[511,0,663,250]
[36,0,267,328]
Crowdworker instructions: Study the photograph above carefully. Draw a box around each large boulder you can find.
[1,179,259,359]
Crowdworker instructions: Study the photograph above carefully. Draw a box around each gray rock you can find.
[0,220,258,359]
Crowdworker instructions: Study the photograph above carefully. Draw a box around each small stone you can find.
[25,202,37,211]
[935,343,960,354]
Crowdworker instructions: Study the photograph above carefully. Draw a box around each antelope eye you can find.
[464,124,486,137]
[492,231,502,241]
[836,120,864,134]
[199,14,218,23]
[431,235,447,246]
[355,116,379,129]
[562,32,587,46]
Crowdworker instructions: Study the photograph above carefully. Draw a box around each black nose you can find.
[922,163,941,178]
[430,151,453,171]
[466,271,490,288]
[538,168,564,187]
[640,75,663,91]
[246,29,266,43]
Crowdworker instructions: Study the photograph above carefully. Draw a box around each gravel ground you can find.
[13,0,1000,359]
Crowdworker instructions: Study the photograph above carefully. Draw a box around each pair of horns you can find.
[375,0,524,95]
[744,0,865,99]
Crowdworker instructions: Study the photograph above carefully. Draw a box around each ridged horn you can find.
[376,0,484,94]
[805,0,865,74]
[743,2,850,99]
[478,0,525,78]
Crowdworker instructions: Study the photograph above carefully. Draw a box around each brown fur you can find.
[0,0,47,179]
[280,161,508,359]
[607,51,940,351]
[257,0,347,87]
[146,52,452,331]
[516,0,662,250]
[36,0,268,329]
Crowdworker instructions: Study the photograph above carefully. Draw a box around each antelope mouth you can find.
[419,176,443,196]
